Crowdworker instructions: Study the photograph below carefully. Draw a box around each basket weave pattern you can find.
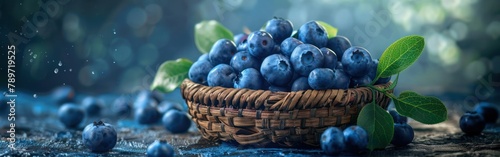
[181,79,392,146]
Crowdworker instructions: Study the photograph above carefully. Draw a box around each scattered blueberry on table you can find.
[58,103,85,128]
[147,140,174,157]
[82,121,118,152]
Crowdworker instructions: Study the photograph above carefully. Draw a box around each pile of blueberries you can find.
[459,102,499,135]
[321,110,413,155]
[189,17,391,92]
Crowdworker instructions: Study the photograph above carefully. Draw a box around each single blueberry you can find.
[197,54,209,62]
[147,140,174,157]
[207,64,237,88]
[82,121,117,152]
[291,44,325,76]
[280,37,303,58]
[460,111,486,135]
[233,33,249,46]
[58,103,85,128]
[230,51,261,73]
[343,125,369,153]
[297,21,328,48]
[265,17,294,44]
[247,31,276,59]
[260,54,294,86]
[162,110,191,134]
[81,96,103,116]
[52,86,75,105]
[342,46,372,77]
[389,110,408,124]
[234,68,265,90]
[332,69,350,89]
[474,102,499,123]
[308,68,335,90]
[321,127,345,155]
[349,75,372,88]
[134,90,160,109]
[158,101,183,115]
[208,39,237,65]
[135,106,161,124]
[291,77,311,91]
[376,76,392,85]
[112,96,132,117]
[189,60,215,85]
[391,123,414,147]
[320,47,338,70]
[326,36,352,61]
[269,85,290,92]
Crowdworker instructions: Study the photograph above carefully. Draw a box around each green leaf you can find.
[194,20,234,54]
[357,103,394,150]
[393,91,448,124]
[376,35,425,80]
[316,21,338,39]
[150,58,193,93]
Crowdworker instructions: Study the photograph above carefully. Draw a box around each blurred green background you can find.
[0,0,499,109]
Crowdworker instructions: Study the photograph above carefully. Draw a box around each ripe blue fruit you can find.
[134,90,160,109]
[158,101,183,115]
[321,127,345,155]
[474,102,499,123]
[233,33,249,46]
[189,60,214,86]
[234,68,265,90]
[260,54,293,86]
[308,68,335,90]
[81,96,103,116]
[367,59,378,80]
[112,96,132,117]
[52,86,75,105]
[376,76,392,85]
[147,140,174,157]
[332,69,350,89]
[460,111,486,135]
[298,21,328,48]
[389,110,408,124]
[265,17,294,44]
[342,46,372,77]
[291,77,311,91]
[343,125,369,153]
[135,106,161,124]
[247,31,276,58]
[391,123,414,147]
[326,36,352,61]
[336,62,343,70]
[349,75,372,88]
[197,54,209,62]
[280,37,303,58]
[208,39,237,65]
[291,44,325,76]
[58,103,85,128]
[320,47,338,70]
[162,110,191,134]
[230,51,261,73]
[82,121,117,152]
[207,64,237,88]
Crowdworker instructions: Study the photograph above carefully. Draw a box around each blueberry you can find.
[265,17,294,44]
[162,110,191,134]
[308,68,335,90]
[391,123,414,147]
[335,62,343,70]
[158,101,183,115]
[297,21,328,48]
[189,60,214,85]
[237,42,248,52]
[342,46,372,77]
[260,54,293,86]
[269,85,290,92]
[321,127,345,155]
[320,47,337,70]
[230,51,261,73]
[82,96,103,116]
[291,77,311,91]
[135,106,161,124]
[460,111,486,135]
[112,96,132,117]
[147,140,174,157]
[474,102,499,123]
[247,31,276,58]
[326,36,352,61]
[208,39,237,65]
[134,90,160,109]
[349,75,372,88]
[332,69,350,89]
[343,125,369,153]
[197,54,209,62]
[58,103,85,128]
[367,59,378,80]
[234,68,265,90]
[290,44,324,76]
[52,86,75,105]
[280,37,303,58]
[376,76,392,85]
[233,33,249,46]
[389,110,408,124]
[82,121,117,152]
[207,64,237,88]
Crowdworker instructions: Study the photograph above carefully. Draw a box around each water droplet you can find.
[29,52,32,56]
[92,71,95,75]
[114,49,117,51]
[28,49,31,52]
[33,54,37,59]
[33,94,37,98]
[63,83,66,85]
[113,61,116,64]
[86,60,89,62]
[29,59,33,62]
[69,69,72,72]
[58,61,62,66]
[67,53,69,55]
[64,69,66,72]
[54,68,59,74]
[113,29,116,34]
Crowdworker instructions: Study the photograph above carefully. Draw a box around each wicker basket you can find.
[180,79,392,147]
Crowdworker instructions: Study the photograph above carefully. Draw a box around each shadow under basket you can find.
[180,79,392,147]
